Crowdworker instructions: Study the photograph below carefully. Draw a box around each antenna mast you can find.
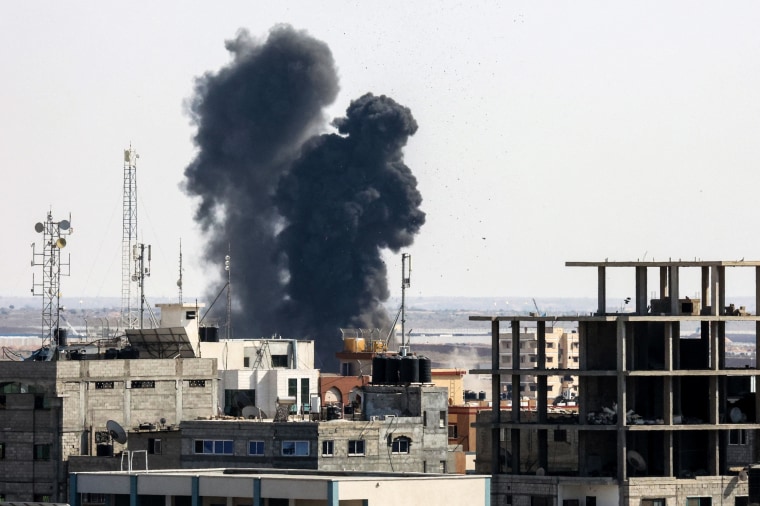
[133,243,151,328]
[400,253,411,356]
[31,211,73,347]
[121,146,139,330]
[177,239,183,304]
[225,250,231,339]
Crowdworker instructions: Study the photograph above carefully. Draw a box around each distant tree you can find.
[8,305,14,310]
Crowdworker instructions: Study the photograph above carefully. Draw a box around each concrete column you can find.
[660,266,669,299]
[491,318,501,476]
[192,476,200,506]
[511,321,520,424]
[253,477,262,506]
[756,267,760,424]
[664,323,673,426]
[537,322,547,424]
[669,266,680,315]
[69,474,79,506]
[702,266,710,314]
[711,266,720,316]
[718,265,726,316]
[327,481,339,506]
[130,475,138,506]
[635,266,647,315]
[598,266,606,315]
[617,318,627,481]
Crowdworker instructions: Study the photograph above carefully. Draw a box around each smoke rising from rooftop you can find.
[183,25,425,368]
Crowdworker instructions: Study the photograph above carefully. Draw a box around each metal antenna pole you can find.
[225,251,231,339]
[400,253,411,355]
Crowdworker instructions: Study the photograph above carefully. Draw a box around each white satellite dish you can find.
[739,469,749,482]
[107,419,128,444]
[627,450,647,473]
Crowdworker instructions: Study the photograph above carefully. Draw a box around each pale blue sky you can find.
[2,2,760,304]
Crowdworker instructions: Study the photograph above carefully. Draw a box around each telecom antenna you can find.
[400,253,411,356]
[225,251,231,339]
[31,211,73,348]
[121,146,139,330]
[132,243,151,328]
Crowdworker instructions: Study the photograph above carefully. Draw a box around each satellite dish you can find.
[55,238,66,249]
[739,469,749,482]
[59,219,70,230]
[34,222,44,233]
[160,417,167,426]
[730,407,743,423]
[535,467,545,476]
[627,450,647,473]
[106,420,128,444]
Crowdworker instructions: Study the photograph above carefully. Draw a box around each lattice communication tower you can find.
[31,211,73,346]
[121,146,139,330]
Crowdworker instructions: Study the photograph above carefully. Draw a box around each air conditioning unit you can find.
[385,415,396,421]
[370,416,379,422]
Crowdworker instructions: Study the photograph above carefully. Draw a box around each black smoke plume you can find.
[183,25,425,369]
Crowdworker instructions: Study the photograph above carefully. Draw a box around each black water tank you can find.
[55,328,67,346]
[479,391,487,401]
[418,356,432,383]
[464,390,477,401]
[749,465,760,504]
[400,355,420,383]
[104,348,118,360]
[385,355,401,384]
[199,326,219,342]
[372,356,387,385]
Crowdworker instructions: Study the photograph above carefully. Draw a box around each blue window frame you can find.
[248,441,265,455]
[194,439,233,455]
[282,440,309,456]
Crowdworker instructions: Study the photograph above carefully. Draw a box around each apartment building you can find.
[471,259,760,506]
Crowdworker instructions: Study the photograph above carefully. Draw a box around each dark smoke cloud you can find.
[183,25,425,369]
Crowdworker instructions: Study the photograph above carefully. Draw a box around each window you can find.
[547,342,555,349]
[243,357,250,368]
[641,500,665,506]
[248,441,265,455]
[448,424,458,439]
[391,437,410,454]
[95,381,114,389]
[322,440,334,456]
[300,378,310,408]
[439,410,446,428]
[189,380,206,387]
[0,395,5,409]
[131,380,155,389]
[0,442,5,459]
[185,310,196,320]
[271,355,288,368]
[194,439,233,455]
[288,378,297,397]
[546,357,554,363]
[530,385,537,392]
[348,439,365,456]
[34,394,50,410]
[730,429,748,445]
[148,438,162,455]
[686,499,711,506]
[34,444,51,460]
[282,440,309,456]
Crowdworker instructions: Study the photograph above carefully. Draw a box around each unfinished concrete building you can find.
[472,260,760,506]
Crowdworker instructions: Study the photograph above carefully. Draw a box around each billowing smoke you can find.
[183,25,425,369]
